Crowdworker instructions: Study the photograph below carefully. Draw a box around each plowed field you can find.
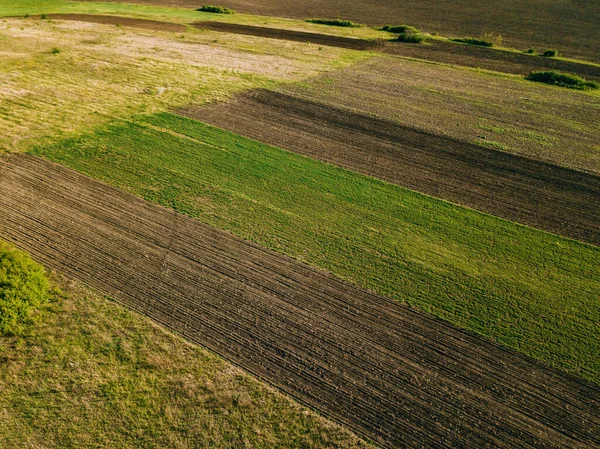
[1,154,599,448]
[179,90,600,247]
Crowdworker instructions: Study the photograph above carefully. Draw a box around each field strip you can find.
[193,21,382,50]
[12,14,189,32]
[179,89,600,247]
[192,22,600,79]
[1,153,599,448]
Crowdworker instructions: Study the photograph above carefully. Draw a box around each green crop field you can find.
[31,113,600,384]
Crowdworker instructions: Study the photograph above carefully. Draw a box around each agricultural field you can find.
[1,1,599,448]
[78,0,600,63]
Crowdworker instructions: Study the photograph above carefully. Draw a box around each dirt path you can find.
[193,22,600,80]
[1,154,599,448]
[179,89,600,247]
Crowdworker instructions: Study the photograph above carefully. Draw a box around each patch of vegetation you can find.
[50,47,61,54]
[525,48,536,54]
[526,71,598,90]
[40,13,47,19]
[397,31,425,43]
[196,5,236,14]
[451,37,494,47]
[381,24,418,34]
[32,114,600,385]
[0,276,371,448]
[0,241,49,336]
[305,18,362,27]
[542,49,558,57]
[381,24,425,42]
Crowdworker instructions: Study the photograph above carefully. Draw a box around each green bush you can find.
[451,37,493,47]
[382,24,418,34]
[525,70,598,90]
[397,31,425,43]
[0,242,49,335]
[51,47,61,55]
[197,5,236,14]
[525,48,535,54]
[305,18,362,27]
[542,49,558,57]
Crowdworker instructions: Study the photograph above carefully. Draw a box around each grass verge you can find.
[31,113,600,385]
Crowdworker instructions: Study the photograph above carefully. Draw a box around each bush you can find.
[542,49,558,57]
[51,47,61,55]
[197,5,236,14]
[0,243,49,335]
[526,70,598,90]
[305,18,362,27]
[451,37,493,47]
[397,31,425,43]
[382,24,418,34]
[40,13,47,19]
[524,48,535,54]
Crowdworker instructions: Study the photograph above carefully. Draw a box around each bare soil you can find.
[1,154,599,448]
[78,0,600,63]
[179,89,600,247]
[43,14,188,32]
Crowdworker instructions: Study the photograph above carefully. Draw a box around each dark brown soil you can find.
[179,89,600,247]
[193,21,383,50]
[1,153,599,448]
[77,0,600,63]
[193,21,600,80]
[41,14,188,32]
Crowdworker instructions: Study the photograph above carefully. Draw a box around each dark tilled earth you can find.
[180,89,600,247]
[1,154,599,448]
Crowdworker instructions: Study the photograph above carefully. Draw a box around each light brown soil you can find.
[1,153,599,448]
[77,0,600,63]
[179,89,600,247]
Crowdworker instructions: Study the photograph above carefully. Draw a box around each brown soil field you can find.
[193,21,382,50]
[193,22,600,80]
[1,154,600,448]
[79,0,600,63]
[179,89,600,247]
[41,13,188,32]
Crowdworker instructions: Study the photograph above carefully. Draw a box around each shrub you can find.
[451,37,493,47]
[197,5,236,14]
[0,242,49,335]
[526,70,598,90]
[525,48,535,54]
[305,18,362,27]
[40,13,47,19]
[397,31,425,43]
[542,49,557,57]
[381,24,418,34]
[51,47,61,55]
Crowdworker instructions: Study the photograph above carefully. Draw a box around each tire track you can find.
[1,154,599,448]
[179,89,600,246]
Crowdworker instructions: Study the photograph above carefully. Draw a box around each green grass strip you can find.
[31,112,600,384]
